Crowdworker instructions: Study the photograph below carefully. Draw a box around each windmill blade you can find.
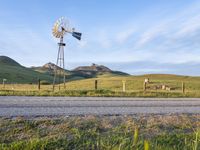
[72,32,82,40]
[52,17,68,38]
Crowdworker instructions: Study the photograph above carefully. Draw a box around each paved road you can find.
[0,96,200,116]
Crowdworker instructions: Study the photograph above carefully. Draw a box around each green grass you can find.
[1,89,199,97]
[0,56,53,83]
[1,74,200,97]
[0,114,199,150]
[0,63,54,84]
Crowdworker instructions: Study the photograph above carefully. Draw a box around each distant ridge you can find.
[73,63,112,72]
[0,55,129,83]
[32,62,129,79]
[0,56,20,66]
[31,62,65,75]
[72,63,129,77]
[43,62,62,71]
[0,56,54,83]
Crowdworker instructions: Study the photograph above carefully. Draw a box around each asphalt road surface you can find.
[0,96,200,116]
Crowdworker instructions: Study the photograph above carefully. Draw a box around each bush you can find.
[40,80,50,85]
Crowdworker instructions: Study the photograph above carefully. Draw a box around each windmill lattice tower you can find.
[52,17,82,91]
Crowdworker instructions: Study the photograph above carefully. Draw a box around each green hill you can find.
[0,56,129,84]
[0,56,54,84]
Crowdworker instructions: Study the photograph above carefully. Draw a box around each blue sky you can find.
[1,0,200,75]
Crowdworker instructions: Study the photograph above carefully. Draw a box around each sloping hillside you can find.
[32,63,129,79]
[0,56,129,83]
[0,56,54,83]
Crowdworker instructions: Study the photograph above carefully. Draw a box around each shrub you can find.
[40,80,51,85]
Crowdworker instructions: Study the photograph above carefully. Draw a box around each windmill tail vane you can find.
[72,32,82,40]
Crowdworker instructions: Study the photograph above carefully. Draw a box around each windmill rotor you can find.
[52,17,82,40]
[52,17,69,38]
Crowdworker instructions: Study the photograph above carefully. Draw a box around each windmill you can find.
[52,17,82,90]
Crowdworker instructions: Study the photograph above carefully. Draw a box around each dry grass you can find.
[0,114,199,149]
[1,74,200,97]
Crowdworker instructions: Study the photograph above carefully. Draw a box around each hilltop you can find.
[32,63,129,79]
[0,56,20,66]
[0,56,54,83]
[72,63,129,77]
[74,63,112,72]
[31,62,64,75]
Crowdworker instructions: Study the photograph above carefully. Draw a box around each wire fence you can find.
[1,79,200,94]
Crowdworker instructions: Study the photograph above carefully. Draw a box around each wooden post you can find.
[95,80,98,90]
[3,80,5,89]
[182,82,185,94]
[143,82,147,91]
[2,79,6,89]
[64,75,66,89]
[38,79,41,90]
[122,80,126,92]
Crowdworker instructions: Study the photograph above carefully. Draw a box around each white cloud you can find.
[175,15,200,37]
[137,26,164,47]
[134,1,200,49]
[116,28,135,44]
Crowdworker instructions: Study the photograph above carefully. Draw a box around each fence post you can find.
[122,80,126,92]
[143,82,147,91]
[38,79,41,90]
[182,82,185,94]
[3,80,5,89]
[95,80,98,90]
[2,79,7,89]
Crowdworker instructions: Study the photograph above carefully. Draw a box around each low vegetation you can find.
[1,89,200,98]
[0,114,199,150]
[1,74,200,97]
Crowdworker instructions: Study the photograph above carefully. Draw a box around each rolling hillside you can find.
[0,56,54,83]
[0,56,129,83]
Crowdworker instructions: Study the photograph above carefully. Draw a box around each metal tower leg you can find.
[53,36,66,91]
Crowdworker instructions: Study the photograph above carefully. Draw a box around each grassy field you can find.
[1,74,200,97]
[0,114,199,150]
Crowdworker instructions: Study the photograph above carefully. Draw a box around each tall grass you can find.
[0,128,199,150]
[1,89,200,97]
[0,115,199,150]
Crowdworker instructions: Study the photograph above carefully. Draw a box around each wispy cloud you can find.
[175,15,200,37]
[136,23,167,47]
[1,0,200,75]
[116,28,136,44]
[134,2,200,49]
[96,29,112,48]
